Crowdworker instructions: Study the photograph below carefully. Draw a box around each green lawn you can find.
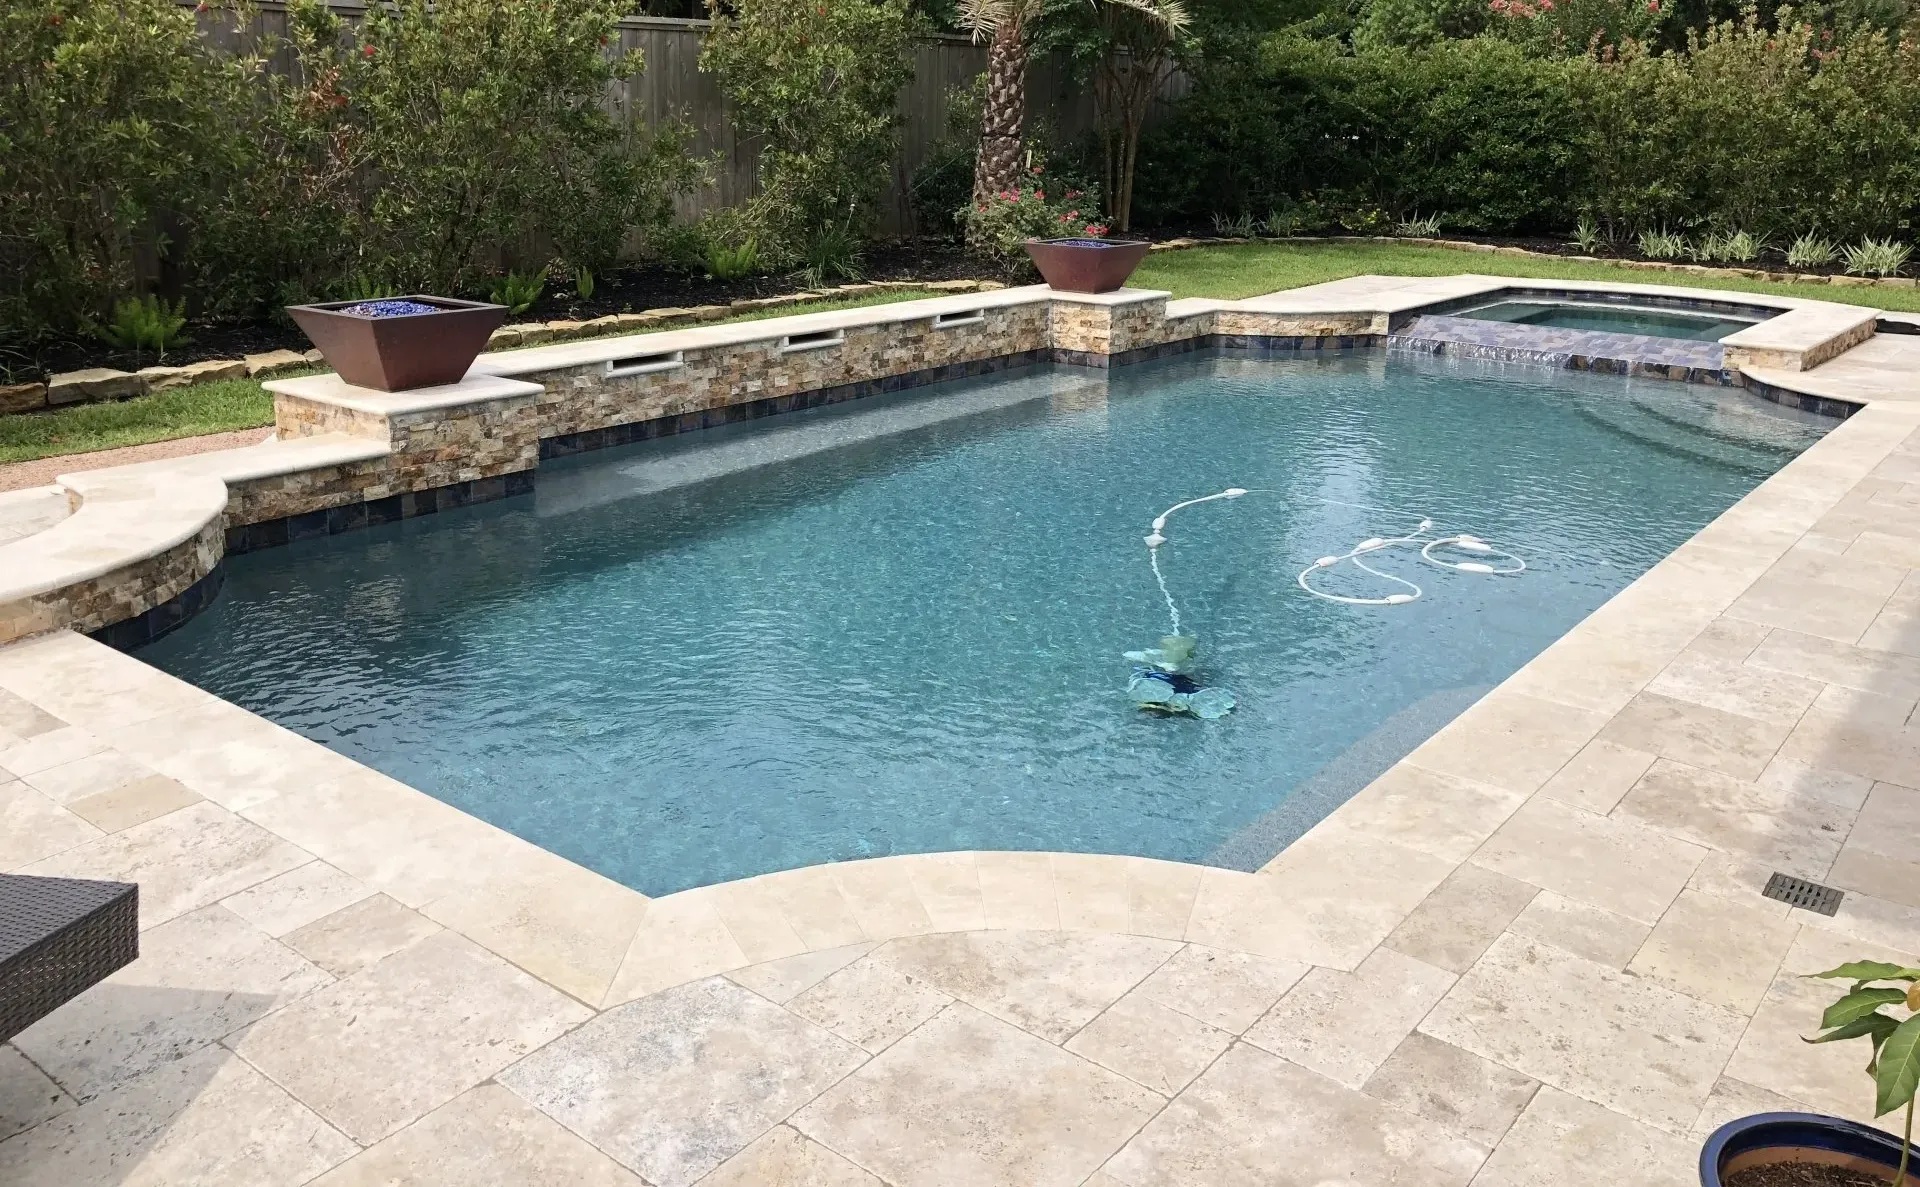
[1132,239,1920,311]
[1,287,943,466]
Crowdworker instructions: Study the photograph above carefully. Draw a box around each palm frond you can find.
[1093,0,1192,35]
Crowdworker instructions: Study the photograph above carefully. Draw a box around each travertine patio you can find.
[2,279,1918,1185]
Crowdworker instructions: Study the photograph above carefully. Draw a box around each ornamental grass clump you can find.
[1804,960,1920,1185]
[1638,227,1689,260]
[1787,232,1841,269]
[1695,228,1761,263]
[1395,212,1443,238]
[1844,238,1914,278]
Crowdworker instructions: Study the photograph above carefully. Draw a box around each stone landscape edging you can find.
[6,280,1004,416]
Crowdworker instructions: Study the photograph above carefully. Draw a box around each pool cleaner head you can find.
[1127,667,1237,719]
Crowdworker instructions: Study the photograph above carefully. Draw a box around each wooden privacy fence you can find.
[188,3,1186,233]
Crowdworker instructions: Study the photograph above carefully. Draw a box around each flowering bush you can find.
[1486,0,1663,55]
[962,168,1108,266]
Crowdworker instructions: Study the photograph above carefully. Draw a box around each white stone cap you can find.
[0,466,227,602]
[1720,302,1880,354]
[470,286,1062,377]
[0,432,391,605]
[1042,286,1174,309]
[265,373,543,416]
[64,432,389,487]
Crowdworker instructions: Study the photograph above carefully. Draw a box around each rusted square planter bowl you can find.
[285,295,508,392]
[1024,238,1151,294]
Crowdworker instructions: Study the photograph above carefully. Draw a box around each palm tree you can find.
[958,0,1189,210]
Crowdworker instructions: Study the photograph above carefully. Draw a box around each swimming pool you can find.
[1456,297,1760,341]
[140,350,1829,894]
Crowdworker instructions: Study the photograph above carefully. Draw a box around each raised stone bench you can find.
[1721,303,1881,372]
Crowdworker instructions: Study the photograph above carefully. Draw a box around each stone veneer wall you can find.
[1216,311,1382,338]
[1724,314,1878,374]
[9,516,224,641]
[246,389,542,528]
[517,303,1052,442]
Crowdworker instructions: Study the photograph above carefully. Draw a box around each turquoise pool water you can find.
[140,351,1828,894]
[1459,299,1759,341]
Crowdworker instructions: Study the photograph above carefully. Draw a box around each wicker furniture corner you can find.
[1,875,139,1042]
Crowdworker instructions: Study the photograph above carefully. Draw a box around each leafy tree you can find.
[701,0,920,255]
[957,0,1188,206]
[0,0,251,337]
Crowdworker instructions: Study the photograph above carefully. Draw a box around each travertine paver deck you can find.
[2,280,1919,1184]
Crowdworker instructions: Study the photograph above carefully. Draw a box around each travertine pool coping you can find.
[1,275,1918,1183]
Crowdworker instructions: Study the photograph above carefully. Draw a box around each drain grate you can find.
[1763,873,1844,916]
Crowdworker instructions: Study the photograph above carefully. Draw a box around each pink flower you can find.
[1030,164,1044,174]
[1034,190,1045,200]
[362,43,376,56]
[1539,0,1553,10]
[1066,209,1080,219]
[1066,189,1082,199]
[1646,0,1659,10]
[1085,223,1108,237]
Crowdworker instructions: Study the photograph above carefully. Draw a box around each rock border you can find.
[7,280,1004,418]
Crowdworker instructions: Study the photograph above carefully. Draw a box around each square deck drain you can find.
[1762,872,1844,916]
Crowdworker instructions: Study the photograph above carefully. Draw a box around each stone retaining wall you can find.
[518,301,1051,443]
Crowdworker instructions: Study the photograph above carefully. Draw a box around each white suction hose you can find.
[1143,487,1526,619]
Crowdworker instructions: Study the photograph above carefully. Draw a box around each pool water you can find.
[140,351,1828,894]
[1459,299,1760,341]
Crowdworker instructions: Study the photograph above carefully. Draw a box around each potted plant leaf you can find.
[1701,960,1919,1186]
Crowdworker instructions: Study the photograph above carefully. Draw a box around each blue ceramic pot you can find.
[1701,1112,1908,1185]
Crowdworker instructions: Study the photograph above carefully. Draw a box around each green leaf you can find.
[1823,988,1912,1029]
[1811,962,1920,983]
[1874,1015,1920,1117]
[1806,1011,1900,1045]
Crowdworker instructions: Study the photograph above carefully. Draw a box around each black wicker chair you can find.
[1,875,138,1042]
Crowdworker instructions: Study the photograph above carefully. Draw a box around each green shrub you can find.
[1395,211,1444,237]
[801,223,866,288]
[1843,236,1913,276]
[1637,227,1689,259]
[0,0,250,338]
[1569,214,1606,253]
[1695,227,1761,262]
[1786,232,1841,268]
[93,295,192,363]
[705,239,762,280]
[488,269,548,315]
[964,179,1107,267]
[1132,35,1584,233]
[1574,17,1920,242]
[200,0,696,309]
[701,0,920,260]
